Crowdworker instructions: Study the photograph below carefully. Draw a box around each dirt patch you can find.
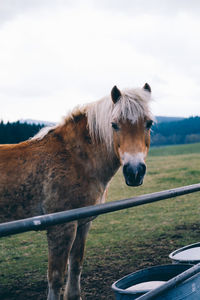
[0,242,174,300]
[1,222,200,300]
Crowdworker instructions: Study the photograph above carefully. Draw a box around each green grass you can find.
[149,142,200,156]
[0,142,200,299]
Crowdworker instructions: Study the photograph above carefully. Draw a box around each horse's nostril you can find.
[123,163,132,177]
[138,163,146,177]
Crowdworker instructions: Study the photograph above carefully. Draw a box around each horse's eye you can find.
[111,122,120,131]
[146,120,153,130]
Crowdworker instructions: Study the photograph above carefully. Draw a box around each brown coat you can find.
[0,114,119,223]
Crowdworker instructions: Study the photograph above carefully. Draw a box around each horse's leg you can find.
[47,222,78,300]
[64,221,91,300]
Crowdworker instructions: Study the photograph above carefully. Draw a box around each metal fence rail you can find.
[0,183,200,238]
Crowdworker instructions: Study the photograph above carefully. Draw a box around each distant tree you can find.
[151,116,200,146]
[0,121,44,144]
[185,134,200,144]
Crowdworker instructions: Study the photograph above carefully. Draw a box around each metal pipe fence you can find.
[0,183,200,238]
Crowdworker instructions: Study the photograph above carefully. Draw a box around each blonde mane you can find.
[85,87,153,150]
[33,87,153,150]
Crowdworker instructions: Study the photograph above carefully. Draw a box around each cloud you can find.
[95,0,200,17]
[0,1,200,122]
[0,0,76,26]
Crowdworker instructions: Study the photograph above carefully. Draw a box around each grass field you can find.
[0,143,200,299]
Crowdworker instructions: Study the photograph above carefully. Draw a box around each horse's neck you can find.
[93,142,120,185]
[57,115,120,185]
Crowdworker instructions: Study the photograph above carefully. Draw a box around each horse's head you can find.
[111,83,153,186]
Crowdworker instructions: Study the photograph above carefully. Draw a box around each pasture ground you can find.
[0,143,200,299]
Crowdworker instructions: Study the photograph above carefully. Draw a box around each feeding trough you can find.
[169,242,200,265]
[111,264,200,299]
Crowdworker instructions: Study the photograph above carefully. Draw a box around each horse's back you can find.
[0,141,47,222]
[0,135,80,222]
[0,124,111,223]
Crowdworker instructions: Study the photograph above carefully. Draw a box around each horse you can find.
[0,83,154,300]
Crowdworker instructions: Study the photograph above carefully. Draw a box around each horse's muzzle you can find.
[123,162,146,186]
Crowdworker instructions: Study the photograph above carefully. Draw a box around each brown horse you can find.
[0,83,153,300]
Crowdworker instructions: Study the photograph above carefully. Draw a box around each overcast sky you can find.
[0,0,200,122]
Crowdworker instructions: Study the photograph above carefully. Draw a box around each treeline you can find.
[151,116,200,146]
[0,117,199,146]
[0,121,44,144]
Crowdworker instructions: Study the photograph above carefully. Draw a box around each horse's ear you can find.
[143,83,151,93]
[111,85,121,103]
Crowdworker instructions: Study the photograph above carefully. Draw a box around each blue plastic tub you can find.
[111,264,200,300]
[169,242,200,264]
